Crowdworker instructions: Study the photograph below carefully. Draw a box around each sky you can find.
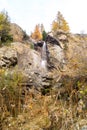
[0,0,87,35]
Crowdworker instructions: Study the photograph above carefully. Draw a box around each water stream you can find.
[41,42,47,70]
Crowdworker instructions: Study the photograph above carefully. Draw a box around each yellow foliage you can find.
[52,21,58,31]
[0,11,10,32]
[60,19,70,32]
[52,11,70,32]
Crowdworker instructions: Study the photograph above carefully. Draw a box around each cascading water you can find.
[41,42,47,70]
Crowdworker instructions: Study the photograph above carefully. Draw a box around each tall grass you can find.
[0,69,25,129]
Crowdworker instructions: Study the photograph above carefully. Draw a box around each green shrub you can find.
[30,42,34,49]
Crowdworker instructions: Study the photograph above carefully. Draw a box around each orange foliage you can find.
[31,24,42,41]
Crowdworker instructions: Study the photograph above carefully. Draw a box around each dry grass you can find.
[1,87,87,130]
[0,69,87,130]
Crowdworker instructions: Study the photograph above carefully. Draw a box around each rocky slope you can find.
[10,23,29,42]
[0,30,87,130]
[0,31,87,89]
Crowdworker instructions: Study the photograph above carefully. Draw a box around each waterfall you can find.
[41,42,47,70]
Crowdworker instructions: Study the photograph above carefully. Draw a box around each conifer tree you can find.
[42,30,47,41]
[52,11,70,32]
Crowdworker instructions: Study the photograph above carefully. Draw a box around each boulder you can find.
[58,34,68,42]
[0,46,17,68]
[45,34,62,48]
[10,23,29,42]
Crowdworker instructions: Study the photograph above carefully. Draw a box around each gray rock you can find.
[10,23,29,42]
[0,46,17,68]
[58,34,68,42]
[0,60,6,68]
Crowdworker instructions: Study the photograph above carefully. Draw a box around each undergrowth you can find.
[0,70,87,130]
[0,69,25,129]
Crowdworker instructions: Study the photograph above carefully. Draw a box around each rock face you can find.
[0,46,17,68]
[45,34,62,48]
[0,42,59,89]
[47,43,65,70]
[0,31,87,92]
[10,23,29,42]
[15,42,53,89]
[0,43,49,89]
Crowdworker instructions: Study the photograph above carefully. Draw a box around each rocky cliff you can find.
[0,31,87,90]
[10,23,29,42]
[0,30,87,130]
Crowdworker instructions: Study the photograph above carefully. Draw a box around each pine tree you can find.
[42,30,47,41]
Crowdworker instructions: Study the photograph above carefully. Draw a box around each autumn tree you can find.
[52,20,58,32]
[52,11,70,32]
[0,10,13,44]
[31,24,42,41]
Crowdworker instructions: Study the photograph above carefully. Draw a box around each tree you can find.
[42,30,47,41]
[31,24,42,41]
[0,10,13,44]
[40,24,47,41]
[52,20,58,32]
[40,24,45,33]
[52,11,70,32]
